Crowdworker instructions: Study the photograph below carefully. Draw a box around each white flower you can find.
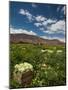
[41,49,53,53]
[18,67,24,72]
[13,62,33,84]
[47,50,53,53]
[41,49,45,52]
[57,50,62,53]
[14,64,19,69]
[14,62,33,73]
[41,49,47,53]
[42,64,47,67]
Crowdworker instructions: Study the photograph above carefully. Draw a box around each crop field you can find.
[10,43,66,88]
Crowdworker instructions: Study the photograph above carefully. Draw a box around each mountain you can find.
[10,34,65,46]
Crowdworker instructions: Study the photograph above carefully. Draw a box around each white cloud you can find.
[10,27,37,36]
[35,15,46,22]
[57,6,66,15]
[34,22,42,27]
[39,20,65,42]
[61,6,66,15]
[42,19,56,26]
[34,19,57,31]
[39,27,44,31]
[19,9,26,15]
[34,19,56,28]
[19,9,47,22]
[19,9,33,21]
[19,9,47,23]
[42,21,47,26]
[43,30,54,34]
[34,18,65,35]
[42,20,65,34]
[34,19,65,35]
[19,9,65,37]
[41,36,65,42]
[32,3,37,8]
[50,20,65,31]
[43,30,65,34]
[46,19,57,24]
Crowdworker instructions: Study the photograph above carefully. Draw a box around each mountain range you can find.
[10,34,65,46]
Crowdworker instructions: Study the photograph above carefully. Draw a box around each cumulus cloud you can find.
[42,19,56,26]
[10,27,37,36]
[19,9,26,15]
[19,9,34,21]
[34,18,57,28]
[35,15,47,22]
[34,18,65,35]
[19,9,47,23]
[34,22,42,27]
[34,19,57,32]
[49,20,65,31]
[41,20,65,35]
[41,36,65,42]
[39,19,65,42]
[39,27,44,31]
[19,9,65,37]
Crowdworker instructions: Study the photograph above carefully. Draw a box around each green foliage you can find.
[10,43,66,88]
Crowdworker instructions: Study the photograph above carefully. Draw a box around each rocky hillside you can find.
[10,34,65,46]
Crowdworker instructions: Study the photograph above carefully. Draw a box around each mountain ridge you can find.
[10,34,65,46]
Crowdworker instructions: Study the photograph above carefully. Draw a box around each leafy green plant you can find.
[10,43,66,88]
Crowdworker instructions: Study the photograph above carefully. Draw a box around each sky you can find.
[10,1,66,42]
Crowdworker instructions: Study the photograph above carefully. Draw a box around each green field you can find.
[10,43,66,88]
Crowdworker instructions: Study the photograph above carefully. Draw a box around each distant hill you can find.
[10,34,65,46]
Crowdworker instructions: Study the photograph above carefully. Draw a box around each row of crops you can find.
[10,43,66,88]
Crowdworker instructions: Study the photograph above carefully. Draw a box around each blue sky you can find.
[10,1,66,42]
